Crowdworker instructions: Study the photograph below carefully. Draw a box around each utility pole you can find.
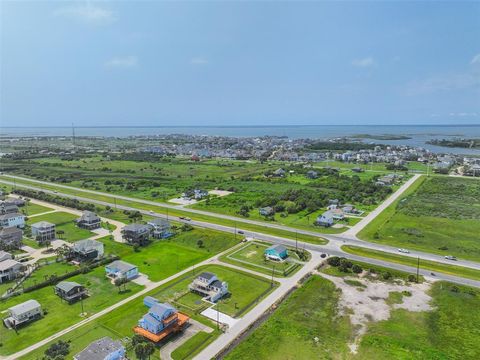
[114,197,117,210]
[271,264,276,287]
[80,296,85,315]
[234,222,237,241]
[216,302,220,330]
[416,257,420,283]
[166,207,169,221]
[295,231,298,252]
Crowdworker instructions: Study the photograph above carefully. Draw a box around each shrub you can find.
[407,274,417,282]
[327,256,340,267]
[352,264,363,274]
[382,271,392,280]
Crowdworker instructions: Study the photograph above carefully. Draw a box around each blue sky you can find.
[1,1,479,127]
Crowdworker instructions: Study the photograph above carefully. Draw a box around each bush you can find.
[382,271,392,280]
[407,274,417,282]
[339,258,353,269]
[352,264,363,274]
[327,256,340,267]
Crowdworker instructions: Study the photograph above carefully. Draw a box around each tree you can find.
[135,342,155,360]
[197,239,204,248]
[382,271,392,280]
[407,274,416,282]
[114,277,127,293]
[44,340,70,359]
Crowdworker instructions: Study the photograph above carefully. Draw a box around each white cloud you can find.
[105,56,138,68]
[406,72,480,95]
[190,57,208,65]
[471,54,480,65]
[351,57,375,68]
[53,4,115,25]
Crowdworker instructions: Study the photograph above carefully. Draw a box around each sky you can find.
[1,1,479,127]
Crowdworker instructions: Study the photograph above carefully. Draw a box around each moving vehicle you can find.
[398,248,410,254]
[238,230,244,234]
[445,255,457,261]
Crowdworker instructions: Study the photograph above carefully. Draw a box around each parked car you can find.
[445,255,457,261]
[238,230,244,234]
[398,248,410,254]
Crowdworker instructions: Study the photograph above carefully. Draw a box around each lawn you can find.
[342,245,480,281]
[20,202,53,216]
[27,211,94,242]
[358,176,480,262]
[171,330,218,360]
[96,227,240,282]
[220,241,306,277]
[18,264,277,360]
[0,266,144,356]
[225,276,353,360]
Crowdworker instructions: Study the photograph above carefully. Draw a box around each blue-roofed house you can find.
[264,244,288,261]
[138,302,178,334]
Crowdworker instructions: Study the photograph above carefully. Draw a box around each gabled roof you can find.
[77,211,100,222]
[150,302,175,320]
[55,281,83,292]
[73,239,103,253]
[198,272,215,281]
[147,218,170,227]
[0,213,25,220]
[123,223,151,232]
[210,280,224,288]
[0,259,22,271]
[0,227,22,236]
[9,300,41,316]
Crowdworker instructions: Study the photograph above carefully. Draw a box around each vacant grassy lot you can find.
[0,266,144,356]
[21,202,53,216]
[359,176,480,262]
[27,211,94,242]
[97,227,239,282]
[220,241,305,277]
[225,276,352,359]
[18,264,276,359]
[171,330,217,360]
[342,245,480,281]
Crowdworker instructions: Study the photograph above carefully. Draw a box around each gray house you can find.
[31,221,56,242]
[121,223,151,245]
[4,300,42,328]
[259,206,274,216]
[306,170,318,179]
[72,239,104,261]
[0,251,12,262]
[74,337,126,360]
[76,211,101,230]
[0,201,19,215]
[0,213,25,229]
[0,227,23,250]
[0,259,25,283]
[55,281,88,303]
[316,211,334,227]
[147,218,173,239]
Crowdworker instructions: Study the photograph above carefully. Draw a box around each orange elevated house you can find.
[133,297,189,343]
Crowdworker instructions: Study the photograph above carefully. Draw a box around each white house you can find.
[0,213,25,229]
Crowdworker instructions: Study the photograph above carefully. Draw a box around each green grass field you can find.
[27,211,94,242]
[17,264,277,359]
[0,266,144,356]
[342,245,480,281]
[220,241,305,277]
[171,331,218,360]
[20,203,53,216]
[1,175,328,245]
[225,275,480,360]
[358,176,480,262]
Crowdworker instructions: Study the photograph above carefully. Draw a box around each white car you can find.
[445,255,457,261]
[398,248,410,254]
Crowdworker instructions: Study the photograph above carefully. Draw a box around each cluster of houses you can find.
[0,198,26,248]
[121,217,173,245]
[316,200,363,227]
[375,173,403,186]
[181,189,209,201]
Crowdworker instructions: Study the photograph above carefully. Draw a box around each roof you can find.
[123,223,151,232]
[150,303,175,319]
[0,213,24,220]
[320,211,334,220]
[147,218,170,227]
[74,337,124,360]
[0,250,12,259]
[31,221,55,229]
[210,280,223,288]
[198,272,215,281]
[9,300,41,316]
[106,260,137,273]
[55,281,83,292]
[266,244,287,254]
[0,227,22,236]
[0,259,22,271]
[77,211,100,222]
[73,239,103,253]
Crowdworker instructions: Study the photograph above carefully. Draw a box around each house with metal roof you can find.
[189,272,229,303]
[75,211,101,230]
[0,227,23,250]
[55,281,88,303]
[0,251,13,262]
[264,244,288,261]
[0,259,25,284]
[4,300,42,328]
[0,201,19,215]
[31,221,56,242]
[147,218,173,239]
[0,213,25,229]
[134,297,189,342]
[72,239,104,261]
[316,211,334,227]
[73,336,125,360]
[121,223,151,245]
[105,260,138,280]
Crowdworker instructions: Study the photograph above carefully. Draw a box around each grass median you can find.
[342,245,480,281]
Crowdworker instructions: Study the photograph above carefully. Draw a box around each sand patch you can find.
[321,273,433,353]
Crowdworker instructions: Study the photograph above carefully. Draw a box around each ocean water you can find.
[2,125,480,155]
